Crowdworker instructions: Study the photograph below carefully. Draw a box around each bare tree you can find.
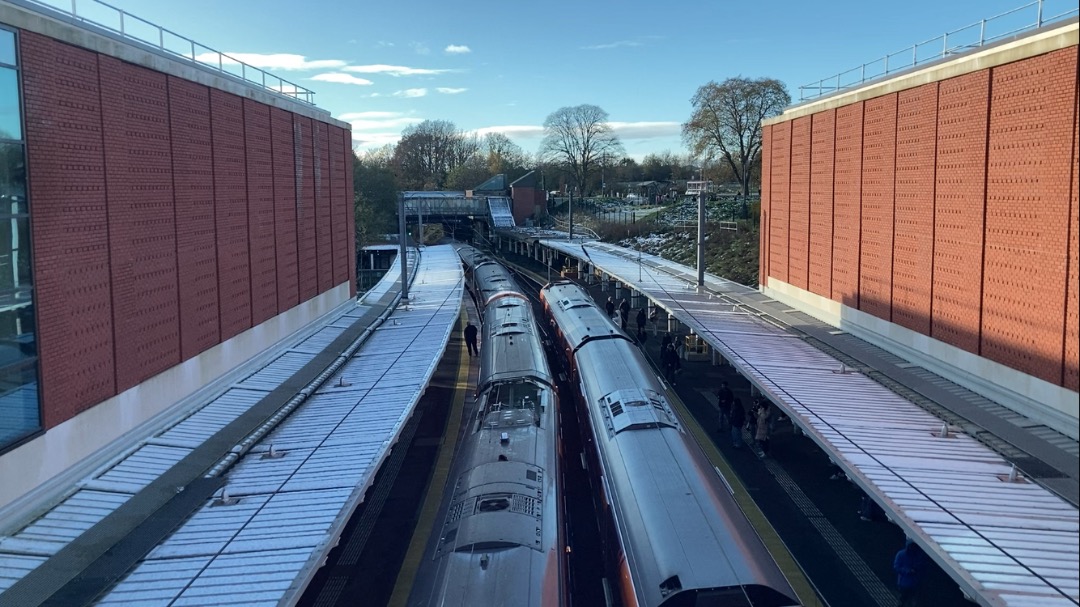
[539,104,624,195]
[392,120,478,190]
[683,77,790,196]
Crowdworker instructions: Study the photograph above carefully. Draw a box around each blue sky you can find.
[93,0,1070,159]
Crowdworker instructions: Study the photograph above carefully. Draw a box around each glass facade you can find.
[0,27,39,450]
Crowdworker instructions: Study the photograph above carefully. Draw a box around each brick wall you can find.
[981,49,1076,384]
[859,94,897,321]
[808,110,835,299]
[169,76,219,361]
[295,115,318,303]
[272,107,300,311]
[832,102,863,307]
[99,57,181,392]
[21,34,115,424]
[892,83,938,335]
[788,116,811,290]
[244,99,278,326]
[932,71,988,353]
[770,121,791,283]
[762,45,1079,391]
[22,32,355,428]
[760,125,772,284]
[1065,92,1079,391]
[211,89,252,342]
[344,129,357,298]
[314,120,333,293]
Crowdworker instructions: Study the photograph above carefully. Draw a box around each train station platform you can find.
[0,245,464,607]
[501,232,1078,607]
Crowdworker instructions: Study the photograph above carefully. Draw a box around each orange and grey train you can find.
[408,246,566,607]
[540,280,800,607]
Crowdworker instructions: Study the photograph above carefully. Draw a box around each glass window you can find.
[0,30,13,67]
[0,360,38,447]
[0,68,20,141]
[0,215,31,292]
[0,142,26,214]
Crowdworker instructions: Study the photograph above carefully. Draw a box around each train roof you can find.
[541,282,628,351]
[480,293,553,390]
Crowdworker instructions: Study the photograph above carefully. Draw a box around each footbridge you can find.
[402,191,516,231]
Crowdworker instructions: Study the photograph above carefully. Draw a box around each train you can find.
[408,246,565,606]
[540,280,800,607]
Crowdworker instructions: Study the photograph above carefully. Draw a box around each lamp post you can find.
[696,190,705,288]
[568,188,574,240]
[397,192,409,302]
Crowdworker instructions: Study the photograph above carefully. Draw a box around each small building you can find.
[510,171,547,226]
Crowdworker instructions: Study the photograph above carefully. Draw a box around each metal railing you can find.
[21,0,317,104]
[799,0,1079,101]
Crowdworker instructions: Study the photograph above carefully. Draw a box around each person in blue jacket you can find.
[893,539,925,606]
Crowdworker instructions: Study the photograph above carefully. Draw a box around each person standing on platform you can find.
[729,398,745,448]
[661,332,673,352]
[619,299,630,330]
[754,400,773,456]
[893,539,925,606]
[635,308,647,339]
[662,343,679,384]
[605,297,615,318]
[716,381,734,431]
[464,321,479,357]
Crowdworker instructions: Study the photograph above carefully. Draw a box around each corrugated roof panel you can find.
[94,445,192,490]
[290,325,348,355]
[235,351,316,392]
[0,555,45,593]
[156,388,268,446]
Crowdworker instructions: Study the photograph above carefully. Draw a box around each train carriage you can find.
[540,280,799,607]
[408,246,565,607]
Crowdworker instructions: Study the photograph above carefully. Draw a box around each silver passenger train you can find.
[540,280,799,607]
[408,246,565,606]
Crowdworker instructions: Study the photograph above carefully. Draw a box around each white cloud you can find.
[471,121,679,142]
[352,131,405,148]
[410,42,431,55]
[310,72,373,86]
[194,52,346,71]
[471,125,545,139]
[393,88,428,98]
[436,87,468,95]
[444,44,471,54]
[341,110,422,132]
[349,117,423,130]
[338,111,402,121]
[581,40,642,50]
[344,64,450,76]
[608,121,682,139]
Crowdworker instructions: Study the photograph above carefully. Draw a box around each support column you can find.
[601,274,610,292]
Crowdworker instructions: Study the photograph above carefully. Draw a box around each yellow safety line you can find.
[387,308,472,607]
[666,391,824,607]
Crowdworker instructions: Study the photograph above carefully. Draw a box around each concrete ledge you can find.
[0,282,352,518]
[763,279,1080,440]
[766,19,1079,125]
[0,0,348,129]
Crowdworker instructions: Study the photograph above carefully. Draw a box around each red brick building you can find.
[760,22,1078,437]
[0,2,354,509]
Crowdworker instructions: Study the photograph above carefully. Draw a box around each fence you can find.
[798,0,1079,101]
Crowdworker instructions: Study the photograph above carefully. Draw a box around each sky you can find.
[83,0,1073,160]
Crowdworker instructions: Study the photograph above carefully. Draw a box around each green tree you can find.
[683,77,790,196]
[353,147,398,251]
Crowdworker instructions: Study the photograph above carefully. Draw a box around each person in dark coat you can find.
[661,332,673,352]
[619,299,631,330]
[716,381,734,431]
[893,540,925,606]
[661,343,678,384]
[605,297,615,318]
[729,398,745,448]
[463,321,479,356]
[635,308,647,338]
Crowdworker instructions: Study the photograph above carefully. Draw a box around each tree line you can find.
[353,76,790,248]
